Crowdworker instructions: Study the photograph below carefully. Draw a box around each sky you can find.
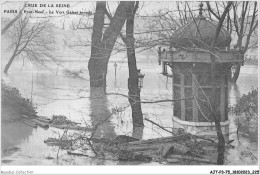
[0,1,203,30]
[0,1,251,20]
[1,1,254,38]
[1,1,201,17]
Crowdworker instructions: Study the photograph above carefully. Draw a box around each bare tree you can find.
[1,2,26,35]
[65,2,145,126]
[89,1,144,126]
[207,1,258,82]
[231,1,258,82]
[124,1,144,126]
[126,2,195,54]
[210,1,233,165]
[4,15,56,73]
[88,1,133,93]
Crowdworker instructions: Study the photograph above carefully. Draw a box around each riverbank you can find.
[1,80,36,122]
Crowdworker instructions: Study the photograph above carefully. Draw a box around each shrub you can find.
[231,88,258,121]
[1,80,36,119]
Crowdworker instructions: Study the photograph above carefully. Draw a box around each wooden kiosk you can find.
[158,4,243,139]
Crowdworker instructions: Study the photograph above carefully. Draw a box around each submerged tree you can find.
[124,1,144,126]
[4,15,56,73]
[64,1,144,126]
[93,1,144,126]
[88,1,132,93]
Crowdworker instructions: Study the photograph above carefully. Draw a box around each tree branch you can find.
[206,2,220,20]
[211,1,233,47]
[1,2,27,35]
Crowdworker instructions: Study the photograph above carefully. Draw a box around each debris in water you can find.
[44,137,72,149]
[45,155,54,160]
[3,146,20,156]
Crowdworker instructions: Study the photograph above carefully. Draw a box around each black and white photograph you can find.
[1,1,259,174]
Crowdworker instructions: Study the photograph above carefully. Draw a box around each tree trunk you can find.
[210,54,225,165]
[126,2,144,126]
[132,125,144,139]
[88,1,106,89]
[128,77,144,126]
[88,2,130,93]
[89,87,116,139]
[231,63,241,83]
[4,53,16,74]
[209,3,231,164]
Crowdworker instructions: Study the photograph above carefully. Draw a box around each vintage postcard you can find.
[1,1,258,174]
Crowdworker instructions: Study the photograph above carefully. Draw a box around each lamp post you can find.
[158,47,161,65]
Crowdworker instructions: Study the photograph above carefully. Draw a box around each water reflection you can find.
[1,120,33,156]
[228,82,241,106]
[132,125,144,140]
[89,87,145,141]
[89,87,116,139]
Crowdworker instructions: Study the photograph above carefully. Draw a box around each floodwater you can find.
[1,57,258,165]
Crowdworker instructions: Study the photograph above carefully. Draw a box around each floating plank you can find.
[67,151,89,157]
[168,155,217,164]
[32,119,49,129]
[20,119,37,128]
[166,158,179,163]
[162,143,190,158]
[172,143,189,155]
[21,115,49,128]
[35,117,51,123]
[90,137,113,144]
[162,144,174,158]
[124,135,190,146]
[38,116,51,121]
[48,124,93,131]
[104,144,159,153]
